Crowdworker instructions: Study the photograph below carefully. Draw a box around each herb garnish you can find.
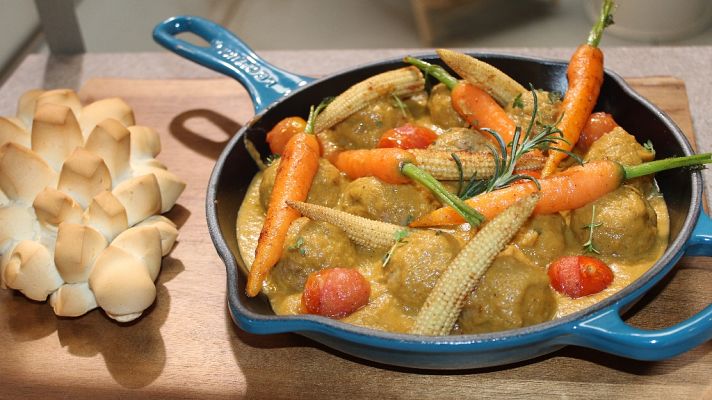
[512,93,524,109]
[391,93,409,117]
[643,140,656,157]
[382,229,410,268]
[288,236,306,256]
[582,205,602,254]
[457,89,580,199]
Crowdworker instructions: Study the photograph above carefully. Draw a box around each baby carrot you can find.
[247,105,323,297]
[333,148,415,184]
[451,82,517,143]
[411,153,712,227]
[541,0,614,177]
[404,56,516,145]
[265,116,307,155]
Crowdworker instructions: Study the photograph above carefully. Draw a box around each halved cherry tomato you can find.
[266,116,307,155]
[577,112,619,151]
[377,123,438,149]
[301,267,370,318]
[547,255,613,298]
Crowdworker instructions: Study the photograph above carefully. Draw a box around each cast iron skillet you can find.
[153,16,712,369]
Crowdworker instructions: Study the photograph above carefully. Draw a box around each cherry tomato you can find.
[377,123,438,150]
[301,267,371,318]
[547,255,613,298]
[577,112,619,151]
[266,116,307,155]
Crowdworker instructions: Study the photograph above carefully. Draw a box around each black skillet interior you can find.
[212,53,694,317]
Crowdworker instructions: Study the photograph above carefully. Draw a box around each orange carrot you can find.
[410,153,712,227]
[247,107,323,297]
[577,112,618,151]
[451,83,516,144]
[541,0,614,177]
[410,160,619,226]
[404,57,516,145]
[266,116,307,155]
[333,148,416,184]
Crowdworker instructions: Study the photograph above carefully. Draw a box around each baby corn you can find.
[437,49,526,107]
[286,200,405,249]
[313,66,425,133]
[410,149,545,181]
[411,193,540,336]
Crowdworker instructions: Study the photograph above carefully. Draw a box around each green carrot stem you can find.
[587,0,615,47]
[403,56,459,90]
[401,162,485,227]
[623,153,712,180]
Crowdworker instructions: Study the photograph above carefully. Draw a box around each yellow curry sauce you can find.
[235,87,669,335]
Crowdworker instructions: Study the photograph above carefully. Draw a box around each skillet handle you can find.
[152,15,314,114]
[567,210,712,360]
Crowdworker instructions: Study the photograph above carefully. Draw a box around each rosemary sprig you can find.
[582,205,602,254]
[458,89,574,199]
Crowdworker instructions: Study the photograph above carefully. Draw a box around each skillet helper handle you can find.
[568,210,712,360]
[153,15,314,114]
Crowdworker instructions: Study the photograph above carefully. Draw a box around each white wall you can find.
[0,0,40,75]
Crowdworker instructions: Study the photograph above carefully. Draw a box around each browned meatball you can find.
[584,127,654,166]
[383,230,461,311]
[584,127,656,193]
[269,218,357,294]
[337,177,439,225]
[428,127,491,152]
[458,246,556,334]
[259,158,346,210]
[513,213,568,268]
[504,89,562,128]
[570,185,657,259]
[322,97,411,150]
[428,83,466,129]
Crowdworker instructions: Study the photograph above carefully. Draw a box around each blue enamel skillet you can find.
[153,15,712,369]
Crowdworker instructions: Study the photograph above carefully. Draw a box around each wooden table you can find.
[1,50,712,399]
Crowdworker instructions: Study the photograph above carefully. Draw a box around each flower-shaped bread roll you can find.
[0,88,184,322]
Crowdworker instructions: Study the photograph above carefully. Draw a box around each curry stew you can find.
[235,76,669,335]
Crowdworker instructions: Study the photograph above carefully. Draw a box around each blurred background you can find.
[2,0,712,84]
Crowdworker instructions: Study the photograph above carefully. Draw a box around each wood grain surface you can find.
[0,76,710,399]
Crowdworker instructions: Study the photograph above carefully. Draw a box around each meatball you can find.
[584,127,656,193]
[570,185,657,259]
[269,218,357,294]
[323,97,411,150]
[428,127,491,152]
[428,83,466,129]
[584,127,655,166]
[384,230,461,311]
[504,89,562,128]
[337,177,439,225]
[513,213,568,268]
[259,158,346,210]
[458,246,556,334]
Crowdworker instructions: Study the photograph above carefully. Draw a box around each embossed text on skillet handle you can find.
[153,15,314,113]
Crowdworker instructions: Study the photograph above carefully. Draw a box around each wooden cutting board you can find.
[1,77,710,399]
